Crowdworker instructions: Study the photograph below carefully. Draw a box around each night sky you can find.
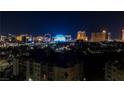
[0,11,124,39]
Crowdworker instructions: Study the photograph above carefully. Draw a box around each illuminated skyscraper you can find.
[122,29,124,41]
[91,30,107,42]
[77,31,88,41]
[16,34,32,43]
[107,32,111,41]
[16,35,23,41]
[102,30,107,41]
[65,35,72,41]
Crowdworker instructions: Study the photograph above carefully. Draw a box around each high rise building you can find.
[105,60,124,81]
[16,35,22,41]
[12,56,33,80]
[77,31,88,41]
[16,34,32,43]
[13,58,19,76]
[122,29,124,41]
[0,58,10,72]
[65,35,72,41]
[107,32,111,41]
[91,30,107,42]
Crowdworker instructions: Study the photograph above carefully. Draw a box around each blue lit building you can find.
[54,34,66,42]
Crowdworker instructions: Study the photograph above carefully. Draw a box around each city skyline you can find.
[1,11,124,81]
[1,11,124,39]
